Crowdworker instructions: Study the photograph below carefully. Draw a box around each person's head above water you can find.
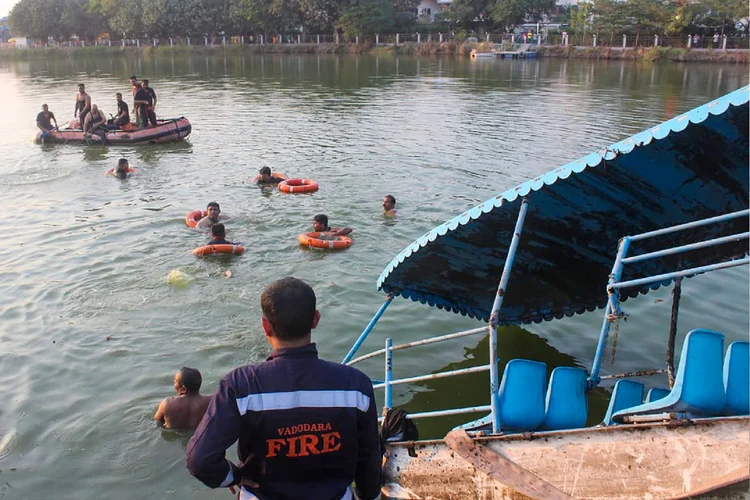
[117,158,129,171]
[78,83,85,93]
[211,223,226,239]
[260,277,320,345]
[116,92,123,102]
[383,195,396,212]
[175,367,202,396]
[206,202,221,220]
[313,214,329,232]
[258,166,273,182]
[129,75,138,85]
[142,79,150,88]
[41,104,49,112]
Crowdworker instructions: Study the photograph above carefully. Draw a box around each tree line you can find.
[8,0,421,40]
[8,0,749,42]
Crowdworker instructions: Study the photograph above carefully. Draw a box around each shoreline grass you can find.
[0,43,746,64]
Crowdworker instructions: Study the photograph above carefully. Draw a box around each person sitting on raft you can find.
[36,104,58,144]
[313,214,352,236]
[206,224,238,246]
[253,166,285,185]
[109,92,130,128]
[110,158,132,179]
[195,202,230,229]
[154,367,212,430]
[84,104,107,133]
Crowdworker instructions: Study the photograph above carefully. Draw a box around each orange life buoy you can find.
[185,210,206,228]
[192,244,245,256]
[298,232,352,250]
[105,168,137,177]
[279,178,319,193]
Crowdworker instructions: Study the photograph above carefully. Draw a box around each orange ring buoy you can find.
[185,210,206,228]
[298,232,352,250]
[279,178,319,194]
[192,244,245,256]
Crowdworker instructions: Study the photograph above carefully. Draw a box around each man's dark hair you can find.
[78,83,85,88]
[143,79,149,85]
[42,103,48,108]
[207,201,220,210]
[179,367,202,394]
[259,166,271,176]
[116,92,122,98]
[261,277,317,341]
[314,214,328,226]
[118,158,128,167]
[129,75,137,80]
[385,194,396,205]
[212,223,226,238]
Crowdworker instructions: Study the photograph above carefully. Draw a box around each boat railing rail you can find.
[347,327,493,420]
[589,208,750,387]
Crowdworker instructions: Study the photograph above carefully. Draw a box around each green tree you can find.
[490,0,553,29]
[337,0,393,36]
[449,0,491,29]
[108,0,143,38]
[9,0,65,38]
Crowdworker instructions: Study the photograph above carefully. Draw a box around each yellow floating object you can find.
[167,269,193,288]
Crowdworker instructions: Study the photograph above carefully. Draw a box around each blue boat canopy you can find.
[378,86,750,325]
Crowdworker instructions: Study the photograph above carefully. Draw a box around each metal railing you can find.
[348,327,492,421]
[589,209,750,387]
[19,34,750,50]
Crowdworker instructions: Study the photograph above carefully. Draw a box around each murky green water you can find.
[0,54,747,498]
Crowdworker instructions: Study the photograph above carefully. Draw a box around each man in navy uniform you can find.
[186,277,382,500]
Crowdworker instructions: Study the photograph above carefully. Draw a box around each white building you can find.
[417,0,441,22]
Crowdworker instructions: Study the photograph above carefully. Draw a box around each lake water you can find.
[0,54,747,498]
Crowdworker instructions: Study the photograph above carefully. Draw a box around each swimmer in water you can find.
[382,195,397,216]
[195,202,230,229]
[206,223,238,246]
[252,166,286,185]
[110,158,131,179]
[154,367,212,430]
[312,214,352,236]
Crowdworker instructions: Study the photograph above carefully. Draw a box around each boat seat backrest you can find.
[673,329,726,414]
[543,367,588,430]
[723,341,749,415]
[611,329,726,423]
[603,379,644,425]
[498,359,546,431]
[646,387,670,403]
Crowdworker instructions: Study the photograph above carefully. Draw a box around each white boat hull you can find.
[382,417,750,499]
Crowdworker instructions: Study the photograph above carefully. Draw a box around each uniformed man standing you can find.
[186,277,382,500]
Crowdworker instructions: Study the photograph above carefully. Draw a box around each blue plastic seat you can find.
[646,387,670,403]
[543,367,588,430]
[603,379,644,425]
[723,341,749,415]
[498,359,546,431]
[612,329,726,423]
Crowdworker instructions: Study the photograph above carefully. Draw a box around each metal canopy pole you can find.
[342,294,394,364]
[488,197,529,434]
[590,236,631,386]
[666,278,682,388]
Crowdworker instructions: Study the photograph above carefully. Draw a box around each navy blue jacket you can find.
[206,238,237,246]
[186,343,382,500]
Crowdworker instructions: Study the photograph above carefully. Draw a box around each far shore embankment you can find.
[1,42,747,64]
